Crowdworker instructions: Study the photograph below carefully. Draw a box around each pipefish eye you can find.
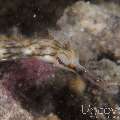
[56,57,65,66]
[57,51,71,65]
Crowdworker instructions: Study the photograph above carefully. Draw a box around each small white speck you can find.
[51,74,55,78]
[22,48,32,55]
[86,1,90,4]
[48,113,54,117]
[33,14,37,18]
[0,49,6,58]
[88,37,92,41]
[40,55,55,63]
[1,58,7,61]
[96,79,100,82]
[80,28,85,32]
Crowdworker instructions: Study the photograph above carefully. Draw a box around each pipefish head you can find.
[0,36,86,74]
[57,50,86,73]
[45,41,87,73]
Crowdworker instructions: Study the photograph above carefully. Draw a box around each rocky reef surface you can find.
[50,1,120,96]
[0,58,119,120]
[0,0,120,120]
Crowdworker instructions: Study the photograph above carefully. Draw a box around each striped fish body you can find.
[0,35,81,69]
[0,35,59,62]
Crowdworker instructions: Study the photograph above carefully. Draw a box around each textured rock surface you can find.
[0,58,76,120]
[0,58,119,120]
[50,1,120,63]
[50,1,120,96]
[49,1,120,119]
[0,80,33,120]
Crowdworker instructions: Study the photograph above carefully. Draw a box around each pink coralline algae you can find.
[2,58,56,90]
[19,58,56,83]
[0,58,61,115]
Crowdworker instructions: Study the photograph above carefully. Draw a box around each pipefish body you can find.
[0,35,85,71]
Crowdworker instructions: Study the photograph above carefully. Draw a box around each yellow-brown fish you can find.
[0,34,86,72]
